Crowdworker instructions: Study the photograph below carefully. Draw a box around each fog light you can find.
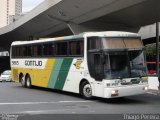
[111,90,119,96]
[143,86,148,91]
[142,77,148,83]
[142,77,148,81]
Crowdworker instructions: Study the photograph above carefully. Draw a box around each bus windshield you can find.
[87,37,147,80]
[104,51,147,79]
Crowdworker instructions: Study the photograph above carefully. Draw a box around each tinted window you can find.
[16,47,20,57]
[11,47,16,57]
[12,39,84,58]
[55,42,68,56]
[19,46,27,56]
[43,43,54,56]
[27,46,32,56]
[88,37,102,50]
[69,41,84,56]
[33,45,42,57]
[12,46,31,57]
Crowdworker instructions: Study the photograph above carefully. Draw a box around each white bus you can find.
[10,31,148,99]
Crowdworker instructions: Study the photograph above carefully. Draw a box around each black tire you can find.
[26,75,32,88]
[20,74,26,87]
[80,81,93,99]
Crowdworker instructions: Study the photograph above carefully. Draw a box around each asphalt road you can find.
[0,82,160,120]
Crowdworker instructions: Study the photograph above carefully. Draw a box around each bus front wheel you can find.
[80,81,93,99]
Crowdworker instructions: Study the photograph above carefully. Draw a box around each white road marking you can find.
[0,100,93,106]
[59,100,93,103]
[17,109,75,114]
[16,107,94,114]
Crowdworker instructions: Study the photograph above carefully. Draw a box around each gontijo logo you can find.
[25,60,42,66]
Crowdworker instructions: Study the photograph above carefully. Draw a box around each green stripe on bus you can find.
[48,59,64,89]
[54,58,73,90]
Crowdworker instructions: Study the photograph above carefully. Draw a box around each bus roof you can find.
[11,31,140,46]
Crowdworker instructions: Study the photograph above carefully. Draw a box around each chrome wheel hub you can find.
[83,84,92,98]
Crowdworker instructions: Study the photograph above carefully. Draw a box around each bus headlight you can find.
[111,90,119,96]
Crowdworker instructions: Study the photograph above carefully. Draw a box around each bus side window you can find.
[27,46,32,57]
[52,44,55,56]
[19,46,27,57]
[19,46,23,57]
[33,45,42,57]
[55,42,68,56]
[42,43,54,56]
[88,37,101,50]
[80,41,84,55]
[43,44,47,56]
[16,47,20,57]
[23,46,27,57]
[12,47,16,57]
[69,41,77,55]
[69,40,84,56]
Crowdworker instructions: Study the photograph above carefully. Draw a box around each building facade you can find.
[0,0,22,28]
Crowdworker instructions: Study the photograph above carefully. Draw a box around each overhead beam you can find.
[67,22,92,35]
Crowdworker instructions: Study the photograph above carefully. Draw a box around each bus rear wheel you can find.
[80,81,93,99]
[26,75,32,88]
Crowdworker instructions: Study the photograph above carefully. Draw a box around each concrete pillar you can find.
[156,22,159,75]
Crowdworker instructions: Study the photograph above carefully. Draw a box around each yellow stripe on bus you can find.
[32,59,56,87]
[11,59,56,88]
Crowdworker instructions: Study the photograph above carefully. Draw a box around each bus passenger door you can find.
[93,53,105,97]
[88,52,106,97]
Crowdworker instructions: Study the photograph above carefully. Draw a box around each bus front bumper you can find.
[104,84,148,98]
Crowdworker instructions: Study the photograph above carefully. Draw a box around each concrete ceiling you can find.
[0,0,160,48]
